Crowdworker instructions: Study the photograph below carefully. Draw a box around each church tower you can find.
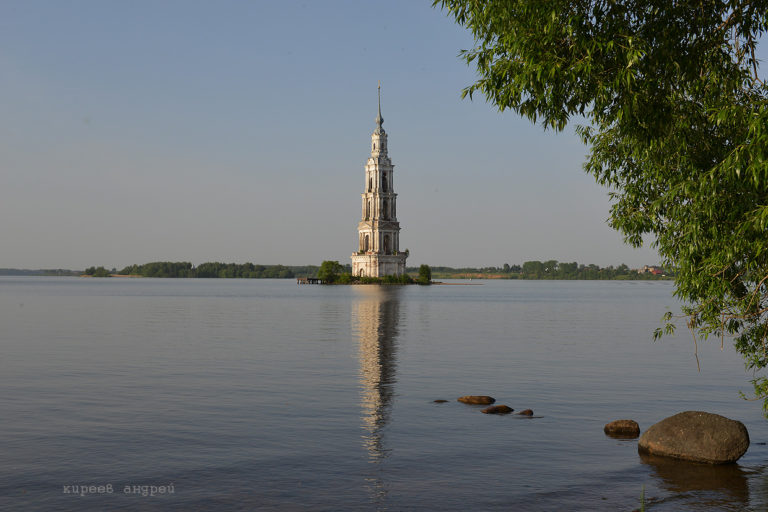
[351,85,407,277]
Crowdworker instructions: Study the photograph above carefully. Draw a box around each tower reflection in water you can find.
[352,285,402,503]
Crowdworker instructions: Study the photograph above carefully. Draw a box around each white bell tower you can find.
[351,84,407,277]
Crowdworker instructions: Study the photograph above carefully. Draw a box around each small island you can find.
[314,260,432,285]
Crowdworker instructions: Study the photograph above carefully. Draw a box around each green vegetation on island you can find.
[317,260,346,283]
[418,264,432,284]
[84,266,113,277]
[316,260,421,285]
[434,1,768,409]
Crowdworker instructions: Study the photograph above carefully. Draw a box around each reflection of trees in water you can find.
[639,453,750,509]
[353,286,402,505]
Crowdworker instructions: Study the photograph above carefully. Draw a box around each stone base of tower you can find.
[351,253,407,278]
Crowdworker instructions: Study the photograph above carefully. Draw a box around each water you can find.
[1,277,767,511]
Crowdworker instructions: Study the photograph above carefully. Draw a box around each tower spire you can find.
[375,81,384,132]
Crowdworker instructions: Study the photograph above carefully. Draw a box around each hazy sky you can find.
[1,1,688,269]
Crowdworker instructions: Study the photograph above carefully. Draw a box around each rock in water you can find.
[457,395,496,405]
[517,409,533,416]
[638,411,749,464]
[433,399,448,403]
[482,405,513,414]
[604,419,640,438]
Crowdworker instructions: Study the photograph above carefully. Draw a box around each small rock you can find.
[457,395,495,405]
[517,409,533,416]
[433,399,448,403]
[638,411,749,464]
[482,405,513,414]
[604,419,640,438]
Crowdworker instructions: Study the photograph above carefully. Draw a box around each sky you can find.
[0,1,688,270]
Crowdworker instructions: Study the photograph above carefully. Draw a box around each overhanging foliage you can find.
[434,0,768,410]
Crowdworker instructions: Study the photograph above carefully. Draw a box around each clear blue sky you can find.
[1,1,676,269]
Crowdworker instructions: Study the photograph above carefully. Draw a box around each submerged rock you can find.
[604,419,640,438]
[638,411,749,464]
[457,395,495,405]
[517,409,533,416]
[433,399,448,403]
[482,405,513,414]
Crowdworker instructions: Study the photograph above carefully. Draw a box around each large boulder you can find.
[457,395,495,405]
[638,411,749,464]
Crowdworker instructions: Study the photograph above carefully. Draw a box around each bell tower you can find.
[351,84,407,278]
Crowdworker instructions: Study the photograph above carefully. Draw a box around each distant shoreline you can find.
[2,260,671,281]
[2,273,671,282]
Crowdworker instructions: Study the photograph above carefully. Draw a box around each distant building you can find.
[351,85,407,277]
[638,265,664,275]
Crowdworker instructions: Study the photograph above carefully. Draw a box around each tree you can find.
[434,1,768,409]
[318,260,345,284]
[522,260,544,278]
[543,260,559,275]
[559,262,578,278]
[84,266,111,277]
[418,264,432,284]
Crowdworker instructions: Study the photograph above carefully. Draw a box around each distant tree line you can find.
[114,261,324,278]
[60,260,669,280]
[80,261,329,278]
[0,268,80,276]
[419,261,668,280]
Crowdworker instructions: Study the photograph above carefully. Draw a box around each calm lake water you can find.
[2,277,768,511]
